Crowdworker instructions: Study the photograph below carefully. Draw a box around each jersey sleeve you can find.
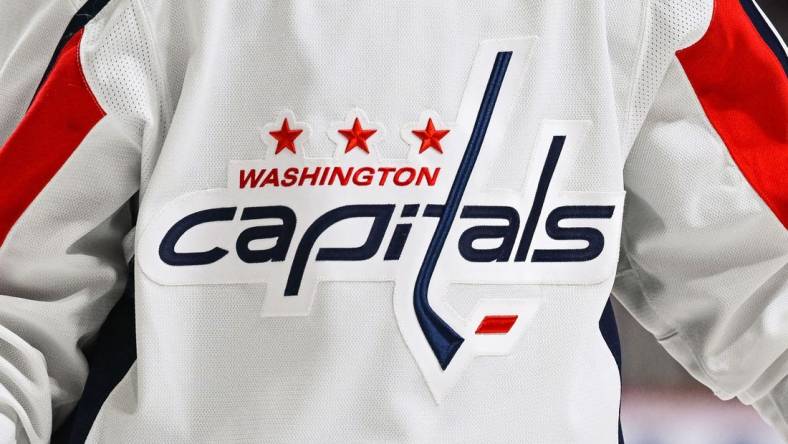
[0,0,86,146]
[614,0,788,437]
[0,11,145,444]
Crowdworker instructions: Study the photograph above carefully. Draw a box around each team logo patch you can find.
[138,38,625,401]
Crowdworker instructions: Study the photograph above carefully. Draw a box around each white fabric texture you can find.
[0,0,87,145]
[0,0,785,442]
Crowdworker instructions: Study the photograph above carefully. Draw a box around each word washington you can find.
[238,166,441,189]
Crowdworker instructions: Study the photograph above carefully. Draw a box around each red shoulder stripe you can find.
[677,0,788,228]
[0,29,106,246]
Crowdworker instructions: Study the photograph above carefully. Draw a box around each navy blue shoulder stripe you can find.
[739,0,788,75]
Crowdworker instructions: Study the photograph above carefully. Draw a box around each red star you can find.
[412,118,450,154]
[338,118,377,153]
[269,118,303,154]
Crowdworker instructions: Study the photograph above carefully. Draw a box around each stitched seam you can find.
[680,0,717,50]
[754,390,788,433]
[745,367,788,407]
[769,392,788,428]
[620,0,651,152]
[675,0,787,228]
[673,58,787,228]
[656,330,679,342]
[75,33,105,114]
[132,0,173,131]
[621,0,716,154]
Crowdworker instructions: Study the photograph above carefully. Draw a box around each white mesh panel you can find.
[624,0,712,150]
[81,0,168,196]
[87,4,157,129]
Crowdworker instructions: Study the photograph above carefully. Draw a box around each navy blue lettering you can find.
[159,207,237,266]
[531,205,615,262]
[236,206,296,263]
[458,206,520,262]
[514,135,566,262]
[285,205,394,296]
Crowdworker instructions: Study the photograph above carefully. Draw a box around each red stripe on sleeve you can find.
[0,29,106,246]
[677,0,788,228]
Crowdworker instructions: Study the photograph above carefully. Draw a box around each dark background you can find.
[761,0,787,32]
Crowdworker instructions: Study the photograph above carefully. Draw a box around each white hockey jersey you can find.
[0,0,786,443]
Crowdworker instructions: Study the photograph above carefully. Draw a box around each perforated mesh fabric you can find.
[623,0,712,150]
[82,0,164,158]
[80,0,170,198]
[93,12,152,118]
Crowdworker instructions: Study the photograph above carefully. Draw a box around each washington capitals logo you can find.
[138,38,625,400]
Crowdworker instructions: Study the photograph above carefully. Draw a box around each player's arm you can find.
[614,0,787,437]
[0,0,88,146]
[0,0,154,440]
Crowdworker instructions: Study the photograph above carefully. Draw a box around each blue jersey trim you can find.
[53,194,138,444]
[599,299,625,444]
[31,0,112,104]
[52,263,137,444]
[739,0,788,75]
